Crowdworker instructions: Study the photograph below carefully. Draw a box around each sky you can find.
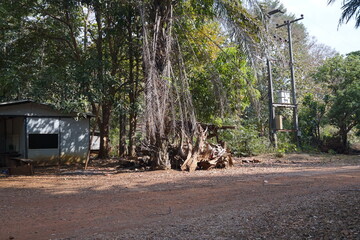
[279,0,360,55]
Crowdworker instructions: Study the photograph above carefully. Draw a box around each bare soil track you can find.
[1,153,360,240]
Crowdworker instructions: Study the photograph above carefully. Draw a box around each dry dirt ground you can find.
[1,153,360,240]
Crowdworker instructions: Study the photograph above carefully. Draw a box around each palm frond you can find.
[328,0,360,28]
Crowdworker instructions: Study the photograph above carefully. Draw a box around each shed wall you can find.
[0,102,90,165]
[27,117,60,163]
[60,118,89,163]
[26,117,89,165]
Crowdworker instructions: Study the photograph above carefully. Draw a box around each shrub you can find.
[221,124,272,157]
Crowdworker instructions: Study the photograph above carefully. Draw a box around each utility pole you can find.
[267,58,277,147]
[266,9,284,148]
[276,15,303,147]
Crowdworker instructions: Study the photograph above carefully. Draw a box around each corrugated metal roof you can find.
[0,100,93,117]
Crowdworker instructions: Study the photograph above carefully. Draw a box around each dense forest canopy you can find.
[1,0,359,168]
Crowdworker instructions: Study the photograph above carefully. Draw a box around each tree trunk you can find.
[181,126,207,172]
[94,3,111,159]
[127,7,137,157]
[153,133,170,169]
[128,112,137,157]
[340,128,348,152]
[315,124,321,146]
[119,111,127,157]
[142,0,173,169]
[98,103,111,159]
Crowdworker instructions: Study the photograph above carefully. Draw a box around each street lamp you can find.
[267,9,284,17]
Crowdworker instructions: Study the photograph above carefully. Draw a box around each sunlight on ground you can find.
[1,153,359,196]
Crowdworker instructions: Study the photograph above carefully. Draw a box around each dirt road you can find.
[1,154,359,239]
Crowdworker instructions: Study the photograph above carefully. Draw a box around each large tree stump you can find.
[181,126,207,172]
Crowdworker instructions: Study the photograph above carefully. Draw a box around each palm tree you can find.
[328,0,360,28]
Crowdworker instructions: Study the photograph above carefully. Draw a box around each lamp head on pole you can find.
[268,9,284,16]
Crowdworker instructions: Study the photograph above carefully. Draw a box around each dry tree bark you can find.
[140,0,197,170]
[181,126,208,172]
[140,1,174,169]
[180,124,235,172]
[139,1,238,171]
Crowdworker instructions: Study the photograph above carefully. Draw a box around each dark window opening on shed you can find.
[29,134,58,149]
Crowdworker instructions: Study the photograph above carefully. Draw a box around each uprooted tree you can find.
[139,0,262,170]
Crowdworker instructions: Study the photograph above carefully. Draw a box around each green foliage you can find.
[220,120,272,157]
[211,116,224,127]
[277,140,297,153]
[3,0,313,160]
[299,93,326,147]
[328,149,337,155]
[312,53,360,151]
[109,126,120,157]
[328,81,360,125]
[190,46,258,122]
[274,134,297,157]
[321,125,338,138]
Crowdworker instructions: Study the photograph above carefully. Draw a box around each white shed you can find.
[0,100,91,166]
